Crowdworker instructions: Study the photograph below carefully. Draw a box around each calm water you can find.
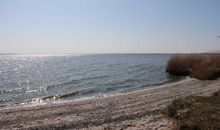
[0,54,173,106]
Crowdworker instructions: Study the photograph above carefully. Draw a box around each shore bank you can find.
[0,78,220,130]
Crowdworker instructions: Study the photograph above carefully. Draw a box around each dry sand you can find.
[0,78,220,130]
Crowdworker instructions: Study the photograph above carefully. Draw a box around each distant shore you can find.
[0,78,220,130]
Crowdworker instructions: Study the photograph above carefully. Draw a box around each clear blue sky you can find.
[0,0,220,53]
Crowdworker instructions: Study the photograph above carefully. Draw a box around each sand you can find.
[0,78,220,130]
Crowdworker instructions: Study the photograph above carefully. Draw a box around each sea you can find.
[0,54,177,106]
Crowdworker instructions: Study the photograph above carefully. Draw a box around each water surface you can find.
[0,54,173,106]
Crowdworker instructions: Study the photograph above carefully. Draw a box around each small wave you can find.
[59,88,101,99]
[0,86,45,95]
[82,75,110,81]
[57,91,82,98]
[41,87,101,101]
[105,87,117,91]
[0,88,27,94]
[45,75,110,91]
[46,84,61,91]
[45,80,80,91]
[41,95,57,100]
[0,98,14,103]
[38,92,78,101]
[128,64,149,69]
[24,93,75,106]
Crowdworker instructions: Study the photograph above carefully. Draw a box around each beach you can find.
[1,0,220,129]
[0,78,220,130]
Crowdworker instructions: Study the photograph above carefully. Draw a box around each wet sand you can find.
[0,78,220,130]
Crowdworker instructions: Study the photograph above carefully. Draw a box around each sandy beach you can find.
[0,78,220,130]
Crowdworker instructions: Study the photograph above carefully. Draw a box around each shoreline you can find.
[0,78,220,129]
[0,78,178,109]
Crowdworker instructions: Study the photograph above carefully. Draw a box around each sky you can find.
[0,0,220,54]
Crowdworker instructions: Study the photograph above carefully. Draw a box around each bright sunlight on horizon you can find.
[0,0,220,54]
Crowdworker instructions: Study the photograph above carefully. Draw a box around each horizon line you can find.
[0,52,219,55]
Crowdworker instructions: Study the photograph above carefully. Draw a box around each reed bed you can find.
[166,54,220,80]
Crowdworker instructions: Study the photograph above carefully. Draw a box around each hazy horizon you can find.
[1,0,220,54]
[1,51,219,55]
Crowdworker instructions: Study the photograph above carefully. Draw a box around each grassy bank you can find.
[164,90,220,130]
[166,54,220,80]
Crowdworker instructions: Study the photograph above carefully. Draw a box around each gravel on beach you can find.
[0,78,220,130]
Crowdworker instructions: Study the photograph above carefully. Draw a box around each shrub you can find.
[165,90,220,130]
[166,98,186,117]
[166,56,190,76]
[191,61,220,80]
[166,54,220,80]
[166,54,203,76]
[191,54,220,80]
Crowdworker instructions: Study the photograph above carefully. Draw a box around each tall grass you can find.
[166,54,220,80]
[164,90,220,130]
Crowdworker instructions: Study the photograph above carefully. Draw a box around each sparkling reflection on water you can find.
[0,54,173,106]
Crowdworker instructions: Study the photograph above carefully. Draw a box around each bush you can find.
[166,55,203,76]
[165,90,220,130]
[166,54,220,80]
[191,61,220,80]
[166,56,190,76]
